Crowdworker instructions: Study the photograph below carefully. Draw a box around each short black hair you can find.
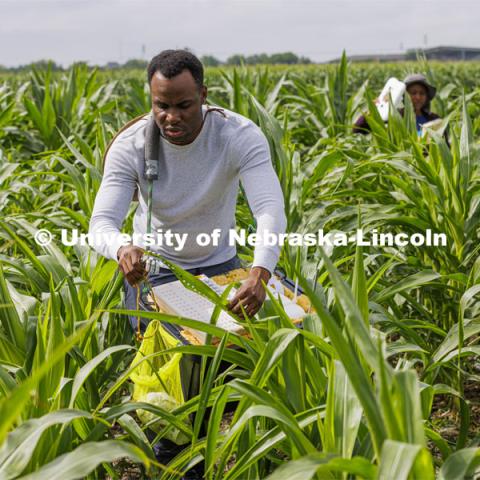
[147,50,204,88]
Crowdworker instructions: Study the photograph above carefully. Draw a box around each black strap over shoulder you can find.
[144,114,160,181]
[204,106,226,118]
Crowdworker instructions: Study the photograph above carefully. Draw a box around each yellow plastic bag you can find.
[130,320,189,444]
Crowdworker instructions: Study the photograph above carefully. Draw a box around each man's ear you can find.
[201,85,208,104]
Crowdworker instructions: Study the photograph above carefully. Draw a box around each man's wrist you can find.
[250,266,271,283]
[117,244,130,260]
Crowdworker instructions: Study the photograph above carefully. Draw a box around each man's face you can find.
[150,69,207,145]
[407,83,428,113]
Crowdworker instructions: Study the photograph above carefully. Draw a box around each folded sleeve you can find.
[236,124,287,274]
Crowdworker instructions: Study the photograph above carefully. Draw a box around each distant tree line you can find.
[0,60,65,73]
[202,52,311,66]
[0,59,149,73]
[0,52,312,72]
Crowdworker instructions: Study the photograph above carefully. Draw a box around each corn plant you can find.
[1,59,480,478]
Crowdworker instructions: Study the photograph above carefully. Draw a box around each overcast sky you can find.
[0,0,479,67]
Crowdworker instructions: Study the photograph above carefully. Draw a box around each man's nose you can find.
[166,109,181,124]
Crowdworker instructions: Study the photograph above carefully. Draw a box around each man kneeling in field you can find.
[88,49,286,476]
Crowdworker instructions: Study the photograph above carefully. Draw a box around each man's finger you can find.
[132,251,145,267]
[123,255,134,274]
[243,301,260,318]
[127,256,145,278]
[247,303,259,316]
[231,297,252,315]
[127,271,143,287]
[132,262,146,275]
[228,290,245,309]
[234,302,249,318]
[231,294,261,317]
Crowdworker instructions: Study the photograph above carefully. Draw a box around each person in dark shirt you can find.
[354,73,441,136]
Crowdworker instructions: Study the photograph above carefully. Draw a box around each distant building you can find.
[328,53,406,63]
[414,46,480,61]
[328,46,480,63]
[105,62,121,69]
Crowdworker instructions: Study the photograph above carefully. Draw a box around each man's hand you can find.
[117,245,147,286]
[228,267,271,317]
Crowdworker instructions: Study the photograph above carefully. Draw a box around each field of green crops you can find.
[1,56,480,479]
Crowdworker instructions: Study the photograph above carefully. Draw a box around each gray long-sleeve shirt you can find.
[89,106,287,273]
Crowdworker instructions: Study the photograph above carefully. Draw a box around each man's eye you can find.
[179,103,191,109]
[157,103,168,109]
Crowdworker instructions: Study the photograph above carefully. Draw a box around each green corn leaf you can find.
[439,448,480,480]
[18,440,152,480]
[69,345,134,407]
[377,440,434,480]
[264,453,376,480]
[0,409,91,479]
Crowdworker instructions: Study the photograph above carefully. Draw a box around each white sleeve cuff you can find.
[252,248,279,275]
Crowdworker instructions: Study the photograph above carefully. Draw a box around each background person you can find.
[353,73,442,136]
